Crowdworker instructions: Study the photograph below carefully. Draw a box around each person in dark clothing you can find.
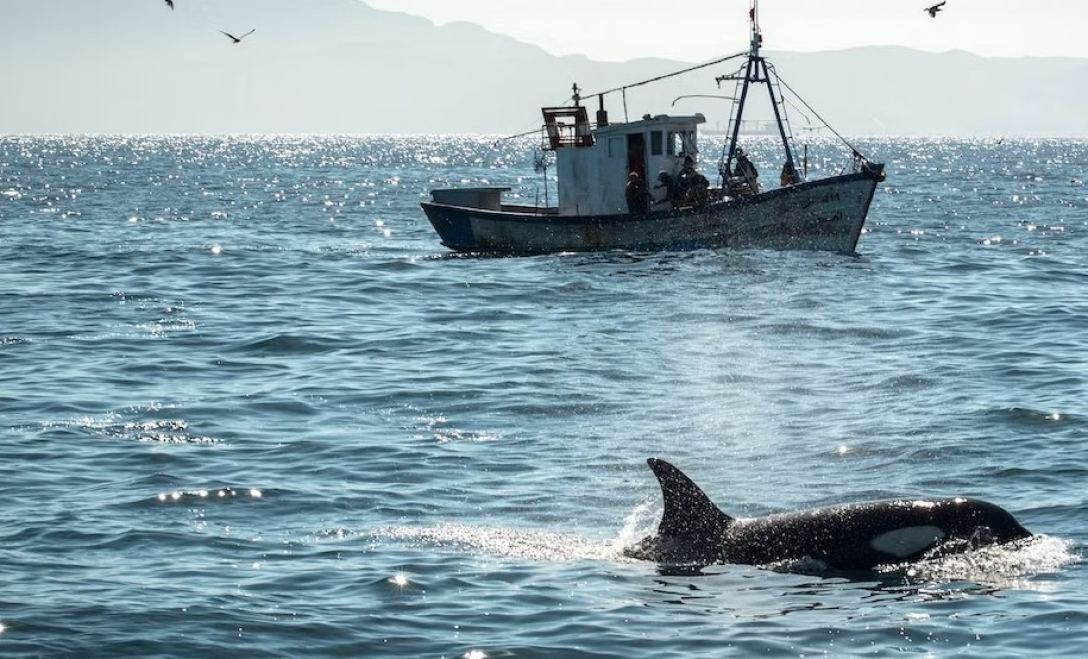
[734,148,760,194]
[625,172,651,213]
[735,148,758,181]
[677,156,710,206]
[677,156,696,202]
[655,170,678,209]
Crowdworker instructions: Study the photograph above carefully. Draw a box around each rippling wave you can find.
[2,135,1087,658]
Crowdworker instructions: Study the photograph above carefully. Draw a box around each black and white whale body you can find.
[625,458,1031,571]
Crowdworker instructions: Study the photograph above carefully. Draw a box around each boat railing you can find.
[541,106,594,150]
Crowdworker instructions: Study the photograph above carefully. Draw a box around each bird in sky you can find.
[164,0,174,9]
[925,2,946,18]
[219,29,256,44]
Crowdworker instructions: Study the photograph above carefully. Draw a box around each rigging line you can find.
[499,51,747,142]
[497,110,571,143]
[498,127,544,142]
[782,96,811,127]
[580,51,749,100]
[773,70,865,157]
[763,62,810,127]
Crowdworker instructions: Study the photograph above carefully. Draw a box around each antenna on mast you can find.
[749,0,762,57]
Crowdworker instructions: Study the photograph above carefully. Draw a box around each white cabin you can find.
[542,106,706,216]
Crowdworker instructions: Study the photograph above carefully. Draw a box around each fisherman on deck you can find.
[734,148,760,194]
[654,170,678,210]
[625,171,652,214]
[677,156,710,206]
[735,149,758,182]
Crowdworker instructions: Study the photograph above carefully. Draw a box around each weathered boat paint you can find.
[422,168,882,255]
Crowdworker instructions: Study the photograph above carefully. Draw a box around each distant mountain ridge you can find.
[1,0,1085,136]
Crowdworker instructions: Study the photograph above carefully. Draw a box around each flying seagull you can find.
[925,1,946,18]
[219,29,256,44]
[164,0,173,9]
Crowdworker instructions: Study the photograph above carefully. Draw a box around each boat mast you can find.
[749,0,761,58]
[723,0,797,182]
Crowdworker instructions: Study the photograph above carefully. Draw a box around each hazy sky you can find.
[365,0,1088,62]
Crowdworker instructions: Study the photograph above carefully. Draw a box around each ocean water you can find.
[1,134,1086,658]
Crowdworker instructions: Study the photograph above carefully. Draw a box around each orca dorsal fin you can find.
[648,458,734,538]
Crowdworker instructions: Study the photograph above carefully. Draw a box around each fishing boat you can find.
[421,1,885,255]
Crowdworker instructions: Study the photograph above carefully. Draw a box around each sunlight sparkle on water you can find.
[155,488,262,503]
[389,573,410,588]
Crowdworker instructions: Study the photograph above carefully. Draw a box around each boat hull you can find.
[422,170,881,255]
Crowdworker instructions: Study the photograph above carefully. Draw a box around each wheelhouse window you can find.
[678,130,697,157]
[650,131,663,156]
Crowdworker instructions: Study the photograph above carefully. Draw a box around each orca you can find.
[625,458,1031,571]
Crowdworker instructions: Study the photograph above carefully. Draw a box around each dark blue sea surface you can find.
[1,134,1086,658]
